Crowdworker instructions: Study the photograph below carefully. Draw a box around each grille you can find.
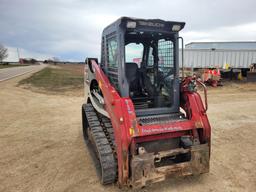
[158,39,174,75]
[138,113,186,125]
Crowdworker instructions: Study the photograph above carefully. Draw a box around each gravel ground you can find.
[0,74,255,192]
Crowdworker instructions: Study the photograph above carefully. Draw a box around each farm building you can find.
[185,41,256,50]
[181,41,256,69]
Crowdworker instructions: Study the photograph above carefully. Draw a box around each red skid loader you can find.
[82,17,211,188]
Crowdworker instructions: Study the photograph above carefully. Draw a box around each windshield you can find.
[125,32,175,109]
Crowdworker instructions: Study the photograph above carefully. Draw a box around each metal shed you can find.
[185,41,256,50]
[181,41,256,69]
[180,49,256,69]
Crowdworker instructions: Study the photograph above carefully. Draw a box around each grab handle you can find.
[196,80,208,112]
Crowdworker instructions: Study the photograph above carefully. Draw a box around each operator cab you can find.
[101,17,185,116]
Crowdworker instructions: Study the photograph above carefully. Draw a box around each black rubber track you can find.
[82,103,117,184]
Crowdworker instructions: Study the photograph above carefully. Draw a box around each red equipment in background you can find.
[201,68,221,87]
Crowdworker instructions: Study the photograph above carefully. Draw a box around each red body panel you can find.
[90,60,211,185]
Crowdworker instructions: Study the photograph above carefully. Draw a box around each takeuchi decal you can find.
[138,21,165,28]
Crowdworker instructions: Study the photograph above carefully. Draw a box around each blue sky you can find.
[1,0,256,61]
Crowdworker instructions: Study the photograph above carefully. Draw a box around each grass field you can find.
[18,64,84,95]
[0,64,29,69]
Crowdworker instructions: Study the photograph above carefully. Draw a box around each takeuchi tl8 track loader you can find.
[82,17,211,188]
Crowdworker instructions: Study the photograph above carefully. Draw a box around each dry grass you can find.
[18,64,84,96]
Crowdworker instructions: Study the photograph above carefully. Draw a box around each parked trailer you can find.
[180,49,256,69]
[247,63,256,82]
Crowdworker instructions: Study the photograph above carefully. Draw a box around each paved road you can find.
[0,64,46,82]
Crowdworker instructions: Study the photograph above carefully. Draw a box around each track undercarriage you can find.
[82,103,117,184]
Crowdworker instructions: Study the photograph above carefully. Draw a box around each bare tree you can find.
[0,44,8,63]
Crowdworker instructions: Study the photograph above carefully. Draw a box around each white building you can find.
[182,41,256,69]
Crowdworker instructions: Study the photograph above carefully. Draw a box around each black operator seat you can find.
[125,62,141,96]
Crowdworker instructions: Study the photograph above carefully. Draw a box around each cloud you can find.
[0,0,256,61]
[182,22,256,44]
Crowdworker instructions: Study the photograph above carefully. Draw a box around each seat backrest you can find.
[125,62,140,94]
[125,62,138,83]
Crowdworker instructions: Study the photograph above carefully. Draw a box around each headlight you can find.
[127,21,136,28]
[172,24,181,32]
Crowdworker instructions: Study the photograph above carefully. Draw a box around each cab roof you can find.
[102,17,185,36]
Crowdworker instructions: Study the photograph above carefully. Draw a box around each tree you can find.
[0,44,8,63]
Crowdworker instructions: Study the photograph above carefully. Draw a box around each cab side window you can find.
[106,36,119,91]
[107,37,118,68]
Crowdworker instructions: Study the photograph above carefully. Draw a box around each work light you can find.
[172,24,181,32]
[127,21,136,28]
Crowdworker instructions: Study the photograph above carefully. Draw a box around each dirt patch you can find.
[0,74,256,192]
[18,64,84,96]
